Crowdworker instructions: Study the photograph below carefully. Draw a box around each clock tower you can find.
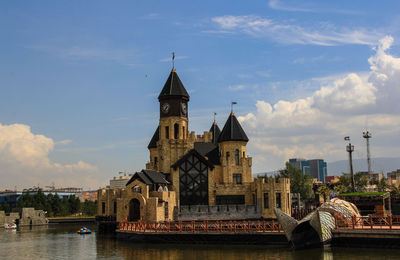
[147,68,190,173]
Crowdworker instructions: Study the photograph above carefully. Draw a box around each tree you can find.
[278,162,314,202]
[318,185,331,202]
[375,178,389,192]
[334,184,347,195]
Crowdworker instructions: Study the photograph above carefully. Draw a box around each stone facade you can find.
[0,208,48,226]
[97,69,291,222]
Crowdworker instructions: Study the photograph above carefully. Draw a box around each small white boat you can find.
[4,223,17,229]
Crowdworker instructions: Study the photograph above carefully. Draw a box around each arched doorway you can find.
[129,199,141,221]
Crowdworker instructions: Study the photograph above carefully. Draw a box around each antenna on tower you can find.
[172,52,175,70]
[345,136,355,192]
[363,130,372,174]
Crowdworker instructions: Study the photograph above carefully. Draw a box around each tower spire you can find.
[172,52,175,71]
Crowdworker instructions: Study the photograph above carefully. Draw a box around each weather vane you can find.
[213,112,217,122]
[231,101,237,113]
[172,52,175,69]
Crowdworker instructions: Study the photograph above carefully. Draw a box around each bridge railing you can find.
[118,220,283,233]
[334,214,400,230]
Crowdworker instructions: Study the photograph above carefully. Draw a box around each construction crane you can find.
[363,131,372,174]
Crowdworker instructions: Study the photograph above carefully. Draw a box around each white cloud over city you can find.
[238,36,400,172]
[0,123,101,189]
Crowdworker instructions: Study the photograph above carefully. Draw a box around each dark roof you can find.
[158,69,190,100]
[194,142,220,165]
[171,149,215,170]
[218,112,249,142]
[209,122,221,145]
[147,126,159,149]
[126,169,169,186]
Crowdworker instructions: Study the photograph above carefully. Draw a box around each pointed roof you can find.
[218,112,249,142]
[126,169,169,186]
[158,69,190,100]
[147,126,159,149]
[171,149,215,170]
[209,121,221,145]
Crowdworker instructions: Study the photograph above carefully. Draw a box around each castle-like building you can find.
[98,69,290,221]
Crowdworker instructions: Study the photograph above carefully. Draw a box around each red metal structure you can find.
[119,220,282,233]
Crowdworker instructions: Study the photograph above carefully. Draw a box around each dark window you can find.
[226,152,230,161]
[113,201,117,214]
[276,193,281,208]
[233,173,242,184]
[235,149,239,165]
[216,195,245,205]
[243,151,245,158]
[165,126,169,139]
[102,202,105,214]
[264,193,269,208]
[179,154,209,205]
[287,193,290,209]
[174,123,179,139]
[182,126,185,138]
[164,202,169,220]
[154,157,158,168]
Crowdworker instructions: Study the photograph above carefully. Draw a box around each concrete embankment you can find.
[48,217,96,224]
[117,230,288,245]
[332,229,400,249]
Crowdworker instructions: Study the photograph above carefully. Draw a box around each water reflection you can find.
[1,225,400,260]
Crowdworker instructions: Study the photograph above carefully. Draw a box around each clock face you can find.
[161,103,170,114]
[181,103,187,115]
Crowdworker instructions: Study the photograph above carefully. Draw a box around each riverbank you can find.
[48,217,95,224]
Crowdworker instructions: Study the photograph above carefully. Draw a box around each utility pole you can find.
[363,131,372,175]
[345,137,355,192]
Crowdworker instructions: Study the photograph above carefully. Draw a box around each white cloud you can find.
[268,0,364,15]
[239,36,400,173]
[56,139,72,145]
[228,85,246,91]
[0,123,101,189]
[209,15,382,46]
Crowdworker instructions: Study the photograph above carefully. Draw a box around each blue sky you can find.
[1,0,400,189]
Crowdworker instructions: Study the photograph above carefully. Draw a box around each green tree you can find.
[318,184,331,201]
[278,162,314,202]
[334,184,348,195]
[82,200,97,216]
[375,178,388,192]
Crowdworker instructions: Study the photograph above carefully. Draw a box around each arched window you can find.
[182,126,185,139]
[235,149,240,165]
[174,123,179,139]
[165,126,169,139]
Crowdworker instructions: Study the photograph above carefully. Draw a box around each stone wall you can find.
[0,208,48,226]
[176,204,261,220]
[19,208,48,225]
[0,211,5,225]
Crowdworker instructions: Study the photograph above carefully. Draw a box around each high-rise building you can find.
[289,158,327,183]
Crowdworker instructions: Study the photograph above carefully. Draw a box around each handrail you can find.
[334,214,400,230]
[118,220,283,233]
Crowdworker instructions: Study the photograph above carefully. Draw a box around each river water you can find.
[1,224,399,260]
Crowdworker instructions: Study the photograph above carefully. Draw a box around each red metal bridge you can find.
[118,215,400,233]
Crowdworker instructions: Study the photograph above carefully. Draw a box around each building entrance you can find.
[128,199,141,221]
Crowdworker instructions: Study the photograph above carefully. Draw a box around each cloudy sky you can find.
[1,1,400,190]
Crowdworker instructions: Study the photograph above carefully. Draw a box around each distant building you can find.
[387,169,400,185]
[325,176,339,184]
[289,158,327,183]
[0,187,83,207]
[78,190,98,202]
[109,175,131,189]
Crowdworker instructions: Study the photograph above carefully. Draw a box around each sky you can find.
[1,0,400,190]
